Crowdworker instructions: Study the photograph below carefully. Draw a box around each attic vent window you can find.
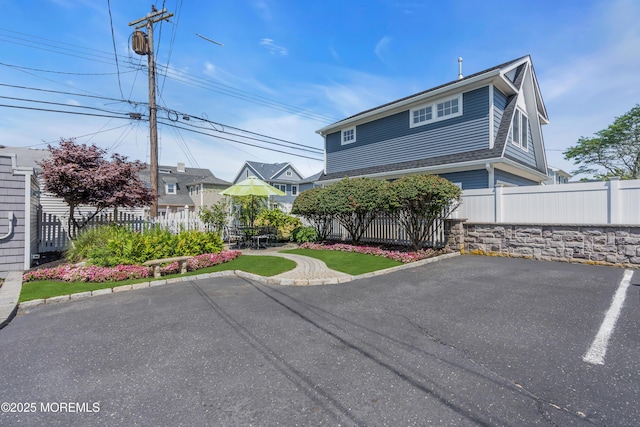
[341,127,356,145]
[286,171,292,176]
[159,169,172,174]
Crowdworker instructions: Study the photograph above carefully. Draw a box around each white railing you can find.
[456,178,640,224]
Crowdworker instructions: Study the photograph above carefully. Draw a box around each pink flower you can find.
[299,242,436,263]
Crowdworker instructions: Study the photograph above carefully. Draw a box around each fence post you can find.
[608,177,620,224]
[494,184,503,223]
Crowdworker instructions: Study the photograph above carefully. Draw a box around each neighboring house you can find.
[316,55,550,189]
[0,146,229,253]
[138,162,230,215]
[545,166,571,185]
[232,161,319,210]
[0,153,39,277]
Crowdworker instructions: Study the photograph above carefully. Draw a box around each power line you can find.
[0,62,140,76]
[0,95,132,116]
[0,28,339,123]
[0,83,140,105]
[107,0,125,98]
[0,103,132,120]
[157,119,323,161]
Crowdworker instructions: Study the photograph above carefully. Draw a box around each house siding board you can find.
[439,169,488,190]
[495,169,538,186]
[326,87,490,174]
[505,120,537,168]
[0,156,26,277]
[493,89,507,140]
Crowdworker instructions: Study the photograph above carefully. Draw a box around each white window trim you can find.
[166,183,176,194]
[511,108,529,152]
[286,170,292,177]
[341,127,356,145]
[291,184,298,196]
[409,94,463,128]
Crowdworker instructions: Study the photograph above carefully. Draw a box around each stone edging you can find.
[17,252,460,313]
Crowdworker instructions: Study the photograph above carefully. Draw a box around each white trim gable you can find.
[271,162,304,181]
[232,162,263,183]
[499,61,548,174]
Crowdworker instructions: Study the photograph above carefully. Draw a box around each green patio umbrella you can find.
[219,177,286,226]
[219,177,286,197]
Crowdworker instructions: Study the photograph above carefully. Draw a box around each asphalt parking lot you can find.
[1,255,638,426]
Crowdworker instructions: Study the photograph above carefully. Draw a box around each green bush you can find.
[67,225,224,267]
[291,226,318,244]
[256,207,302,241]
[66,225,119,263]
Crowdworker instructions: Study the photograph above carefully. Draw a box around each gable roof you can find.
[317,55,548,136]
[235,161,304,183]
[317,56,550,183]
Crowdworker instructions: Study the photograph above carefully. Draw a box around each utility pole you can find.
[129,7,173,217]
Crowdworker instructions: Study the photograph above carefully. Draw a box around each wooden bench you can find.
[143,256,193,278]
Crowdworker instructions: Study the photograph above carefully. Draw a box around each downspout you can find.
[485,163,495,187]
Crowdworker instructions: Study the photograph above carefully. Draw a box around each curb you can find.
[0,271,23,329]
[12,252,459,317]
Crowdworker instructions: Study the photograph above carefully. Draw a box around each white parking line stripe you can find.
[582,269,634,365]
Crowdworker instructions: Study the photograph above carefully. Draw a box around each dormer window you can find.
[410,94,462,128]
[341,127,356,145]
[166,183,176,194]
[512,109,529,151]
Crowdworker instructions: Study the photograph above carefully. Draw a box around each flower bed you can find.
[159,251,241,275]
[299,242,438,263]
[23,250,242,283]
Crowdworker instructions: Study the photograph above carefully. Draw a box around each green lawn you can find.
[19,255,296,303]
[282,248,402,275]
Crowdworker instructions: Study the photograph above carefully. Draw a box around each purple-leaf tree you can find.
[38,139,156,238]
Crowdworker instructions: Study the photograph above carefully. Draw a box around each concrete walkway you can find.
[240,246,353,284]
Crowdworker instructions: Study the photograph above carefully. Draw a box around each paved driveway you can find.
[1,256,638,426]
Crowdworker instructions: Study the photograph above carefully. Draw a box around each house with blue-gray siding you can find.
[232,161,320,211]
[316,56,549,189]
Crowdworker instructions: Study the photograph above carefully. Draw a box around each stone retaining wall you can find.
[448,221,640,267]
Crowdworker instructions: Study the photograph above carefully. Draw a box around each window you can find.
[511,109,529,151]
[409,95,462,128]
[291,185,298,196]
[412,105,432,125]
[437,98,459,118]
[341,127,356,145]
[286,170,292,177]
[166,183,176,194]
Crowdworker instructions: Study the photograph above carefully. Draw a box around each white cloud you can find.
[203,62,216,77]
[537,0,640,176]
[259,38,288,56]
[374,36,392,64]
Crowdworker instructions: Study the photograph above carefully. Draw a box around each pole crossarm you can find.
[128,9,174,28]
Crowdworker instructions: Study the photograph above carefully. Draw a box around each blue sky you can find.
[1,0,639,181]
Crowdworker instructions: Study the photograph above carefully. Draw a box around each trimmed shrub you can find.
[291,226,318,244]
[66,225,224,267]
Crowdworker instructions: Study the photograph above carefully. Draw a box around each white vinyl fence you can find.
[456,178,640,224]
